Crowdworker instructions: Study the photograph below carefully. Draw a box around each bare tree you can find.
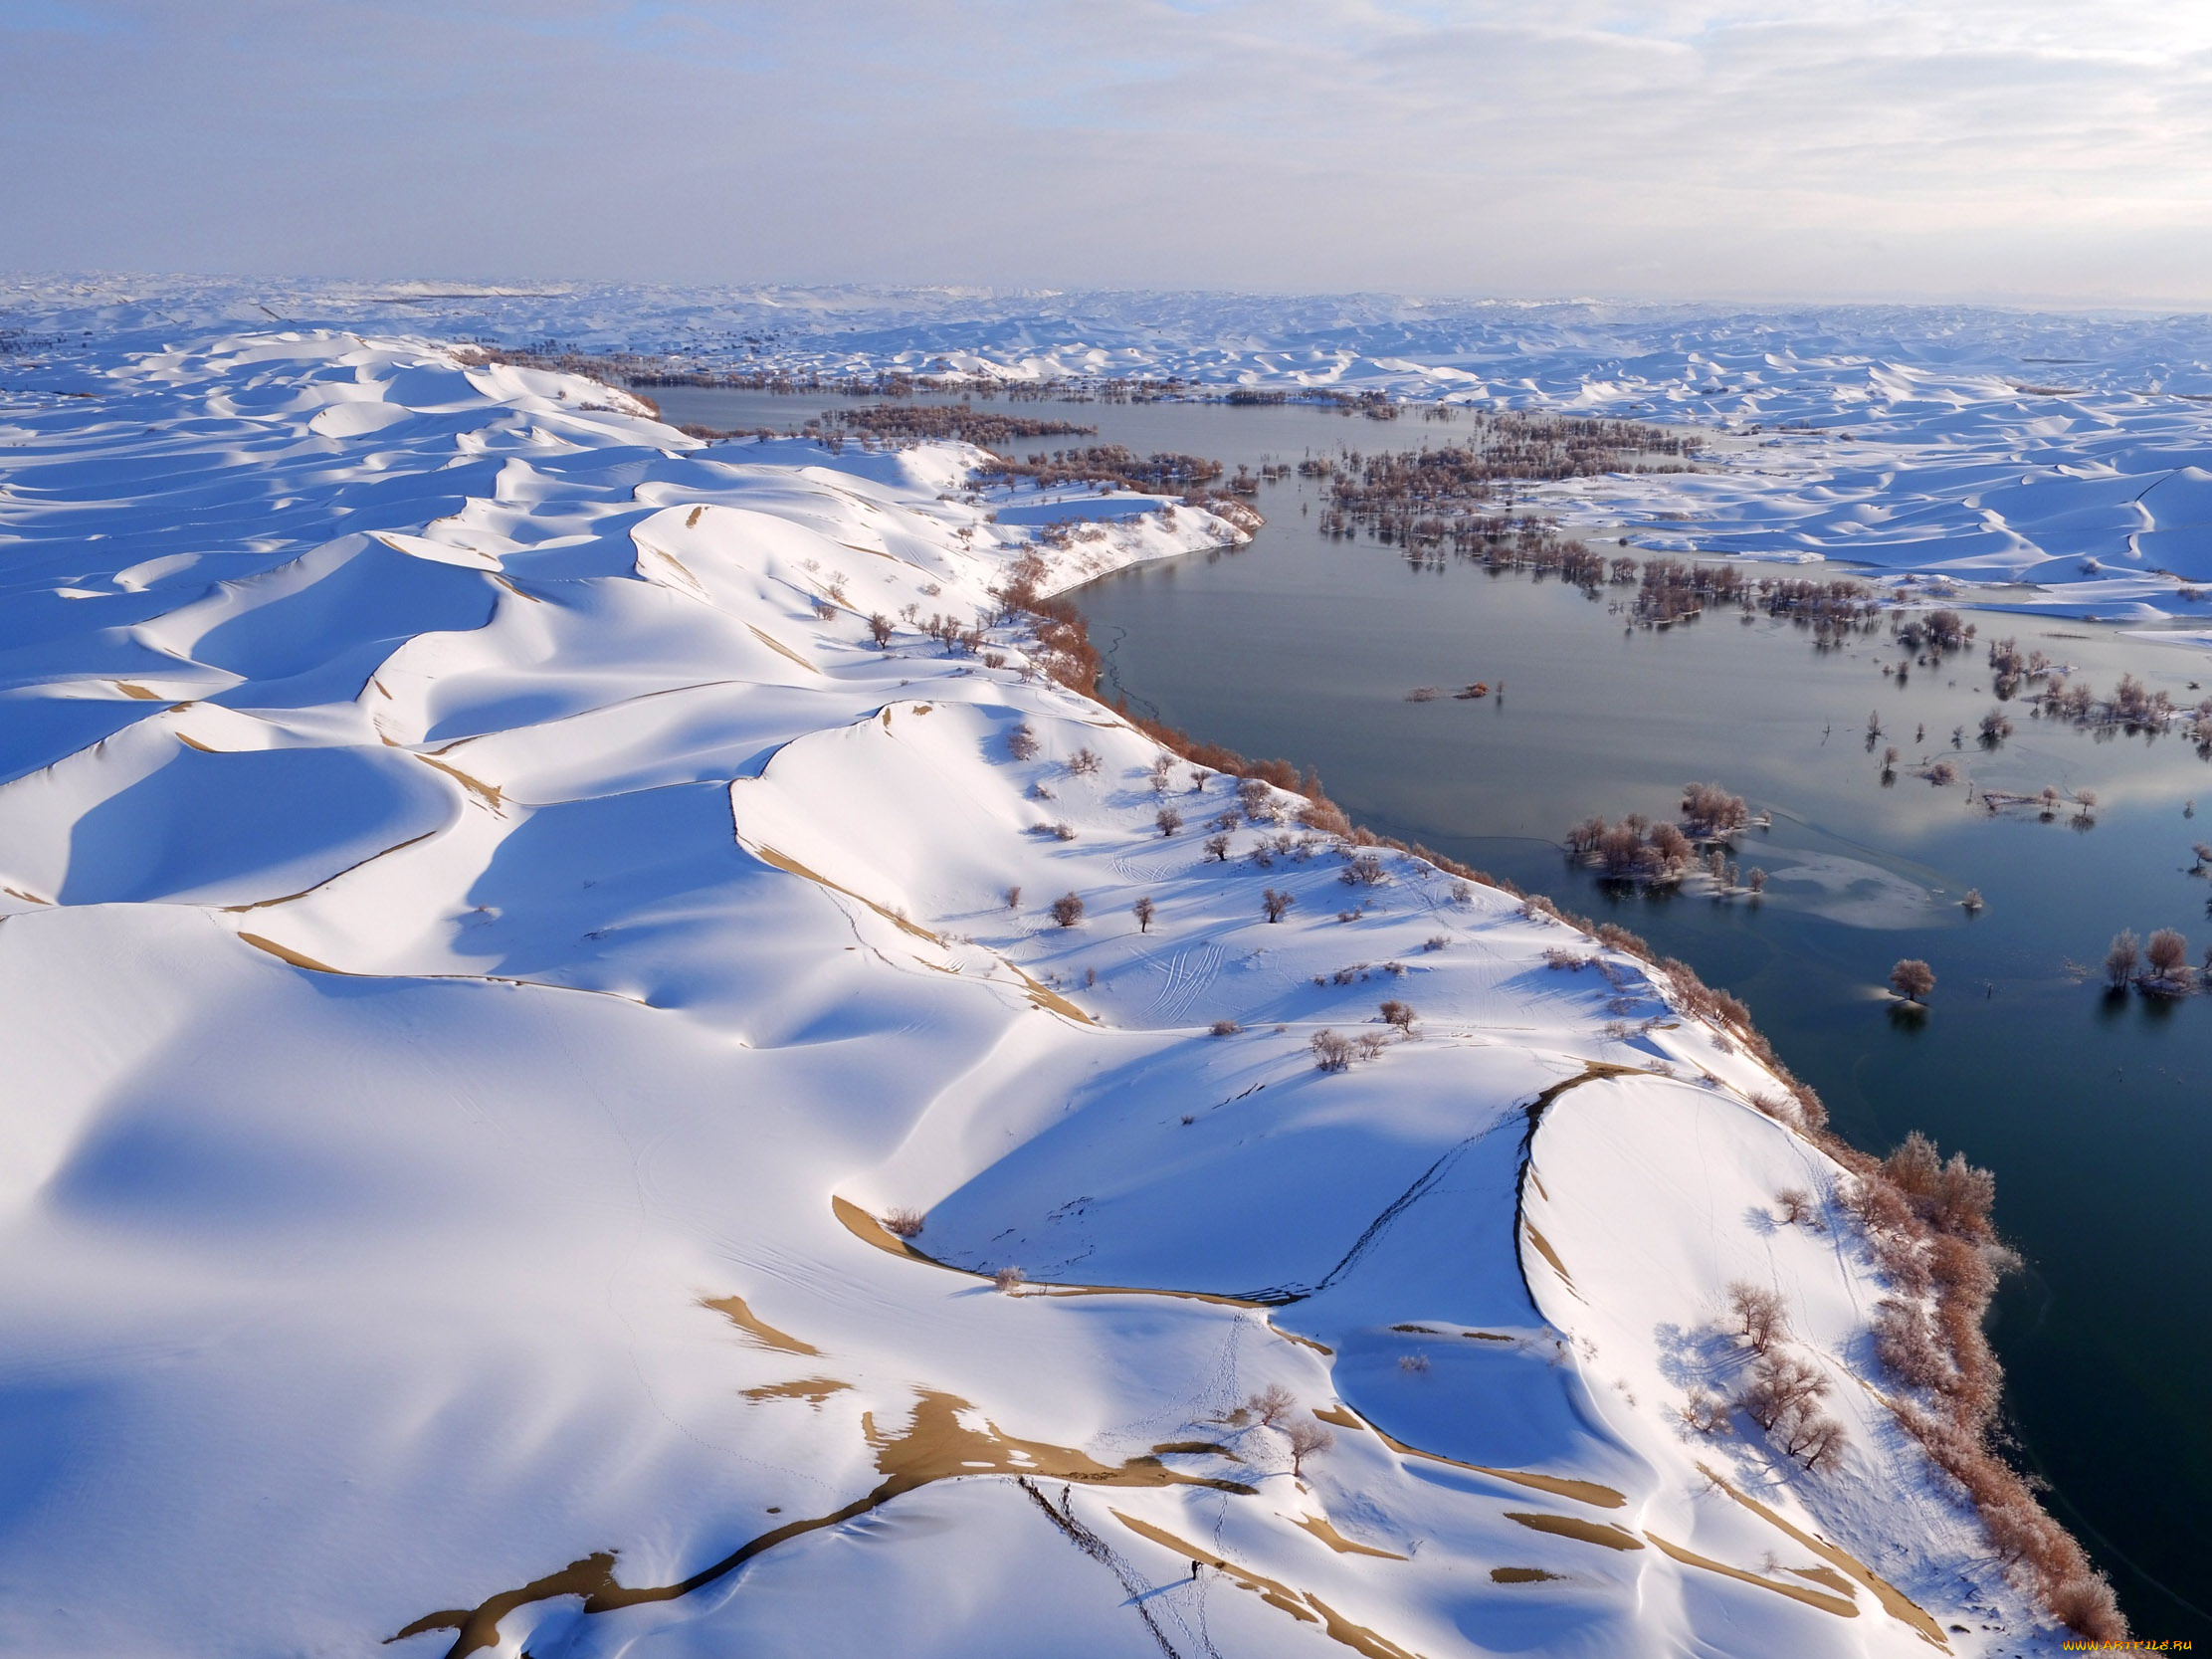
[1245,1384,1296,1429]
[1050,892,1086,928]
[1132,896,1156,933]
[1262,887,1296,923]
[1775,1187,1813,1226]
[1890,958,1935,1004]
[1726,1281,1788,1354]
[1156,806,1184,837]
[1379,999,1416,1033]
[2105,930,2140,988]
[1006,722,1040,761]
[1736,1351,1829,1431]
[1286,1418,1335,1478]
[868,612,894,647]
[1203,832,1233,862]
[1960,888,1983,914]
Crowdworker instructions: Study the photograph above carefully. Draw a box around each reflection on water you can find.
[651,383,2212,1627]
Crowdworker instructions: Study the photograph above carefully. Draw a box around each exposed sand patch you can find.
[739,1377,851,1407]
[397,1390,1248,1659]
[1490,1566,1561,1583]
[703,1295,821,1356]
[1646,1530,1858,1618]
[745,624,819,675]
[1696,1463,1949,1648]
[415,753,504,812]
[831,1195,1277,1309]
[1294,1513,1408,1559]
[1109,1511,1428,1659]
[1504,1512,1644,1551]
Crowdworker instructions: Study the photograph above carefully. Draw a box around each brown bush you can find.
[1209,1019,1241,1037]
[1262,888,1295,923]
[1006,722,1040,761]
[1067,746,1102,776]
[1155,805,1184,837]
[883,1208,926,1238]
[1379,999,1416,1032]
[1203,832,1232,862]
[1050,893,1085,928]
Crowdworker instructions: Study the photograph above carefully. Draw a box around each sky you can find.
[5,0,2212,307]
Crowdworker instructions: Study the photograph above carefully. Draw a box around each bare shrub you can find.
[1050,892,1086,928]
[868,612,894,647]
[1355,1031,1389,1061]
[1286,1418,1335,1477]
[1133,896,1156,933]
[1340,852,1386,886]
[1726,1281,1788,1354]
[1067,746,1102,776]
[883,1208,926,1238]
[1156,806,1184,837]
[1209,1019,1241,1037]
[993,1265,1027,1295]
[1379,999,1416,1033]
[1262,888,1296,923]
[1049,822,1077,842]
[1309,1030,1354,1072]
[1004,885,1022,910]
[1423,934,1447,951]
[1679,1388,1730,1436]
[1006,722,1040,761]
[1203,832,1232,862]
[2105,930,2139,987]
[1889,958,1935,1003]
[1775,1186,1813,1225]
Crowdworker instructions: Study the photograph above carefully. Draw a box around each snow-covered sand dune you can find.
[0,326,2068,1654]
[16,276,2212,623]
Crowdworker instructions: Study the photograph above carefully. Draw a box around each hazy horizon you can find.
[6,2,2212,310]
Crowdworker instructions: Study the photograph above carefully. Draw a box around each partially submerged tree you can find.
[2105,930,2140,989]
[2143,928,2192,991]
[1890,958,1935,1004]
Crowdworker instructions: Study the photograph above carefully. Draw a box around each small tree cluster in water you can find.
[808,402,1098,447]
[1563,783,1761,893]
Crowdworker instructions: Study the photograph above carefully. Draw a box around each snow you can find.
[0,312,2070,1655]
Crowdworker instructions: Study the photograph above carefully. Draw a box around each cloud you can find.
[3,0,2211,304]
